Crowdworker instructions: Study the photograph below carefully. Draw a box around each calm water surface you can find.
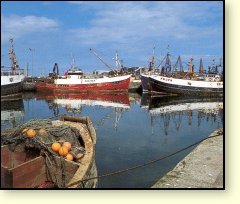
[1,92,223,188]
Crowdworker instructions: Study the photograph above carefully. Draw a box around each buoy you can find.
[51,142,61,152]
[26,129,37,138]
[66,153,73,161]
[58,146,69,156]
[62,142,72,151]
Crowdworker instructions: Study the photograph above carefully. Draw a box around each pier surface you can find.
[152,129,223,188]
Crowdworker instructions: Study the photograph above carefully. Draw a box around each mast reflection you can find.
[36,92,130,130]
[141,94,223,142]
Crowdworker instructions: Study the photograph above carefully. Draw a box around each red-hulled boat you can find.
[36,49,131,93]
[36,70,131,93]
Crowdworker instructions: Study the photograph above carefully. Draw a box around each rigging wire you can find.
[67,132,223,187]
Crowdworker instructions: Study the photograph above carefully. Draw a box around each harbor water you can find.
[1,92,223,188]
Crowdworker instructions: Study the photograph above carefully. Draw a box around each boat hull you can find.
[36,75,131,93]
[149,76,223,96]
[1,81,23,96]
[140,74,150,92]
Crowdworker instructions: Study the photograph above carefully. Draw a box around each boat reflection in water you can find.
[141,94,223,140]
[35,92,130,130]
[1,98,24,130]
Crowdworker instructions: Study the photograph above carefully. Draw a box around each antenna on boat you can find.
[71,53,76,70]
[9,38,19,71]
[115,49,119,75]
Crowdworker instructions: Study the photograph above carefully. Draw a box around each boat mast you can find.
[199,58,204,74]
[188,58,194,73]
[159,52,162,71]
[165,45,171,73]
[216,58,223,74]
[175,56,183,72]
[149,46,155,71]
[152,45,155,71]
[9,38,19,71]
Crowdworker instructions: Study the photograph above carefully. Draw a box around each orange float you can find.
[62,142,72,151]
[58,146,69,156]
[66,153,73,161]
[26,129,37,138]
[51,142,61,152]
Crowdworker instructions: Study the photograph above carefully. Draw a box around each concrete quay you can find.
[152,128,223,188]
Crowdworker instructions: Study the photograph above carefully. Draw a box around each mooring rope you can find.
[67,133,223,187]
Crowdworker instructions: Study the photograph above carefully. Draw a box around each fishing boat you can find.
[149,58,223,96]
[36,74,131,93]
[1,116,97,188]
[149,75,223,96]
[1,39,25,97]
[36,49,131,93]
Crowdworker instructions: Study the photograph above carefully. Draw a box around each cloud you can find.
[68,1,223,47]
[1,14,59,42]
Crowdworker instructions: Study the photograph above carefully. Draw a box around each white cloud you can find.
[1,15,59,42]
[68,1,222,47]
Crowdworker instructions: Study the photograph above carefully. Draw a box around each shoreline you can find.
[152,128,223,188]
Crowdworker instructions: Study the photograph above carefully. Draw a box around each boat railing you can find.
[1,69,25,76]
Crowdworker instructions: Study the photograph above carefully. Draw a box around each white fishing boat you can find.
[1,39,25,97]
[149,58,223,96]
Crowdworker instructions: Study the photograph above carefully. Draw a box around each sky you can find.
[1,1,223,76]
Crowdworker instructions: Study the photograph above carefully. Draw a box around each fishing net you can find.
[1,118,86,188]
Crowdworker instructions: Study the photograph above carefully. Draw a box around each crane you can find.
[89,48,115,72]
